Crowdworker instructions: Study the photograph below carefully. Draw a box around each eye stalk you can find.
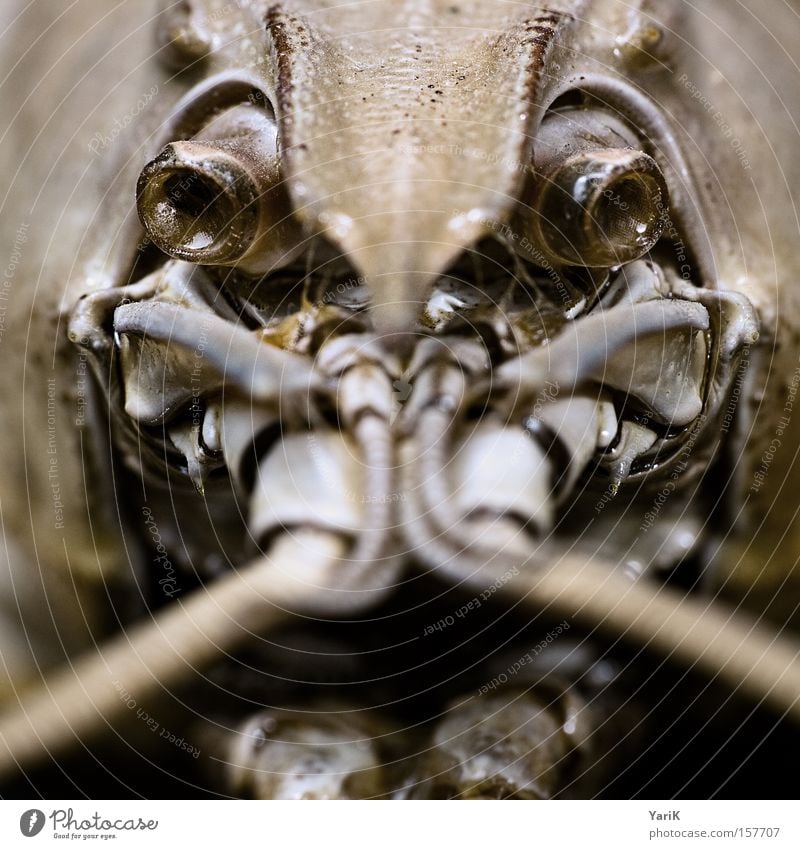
[136,105,303,275]
[526,109,669,268]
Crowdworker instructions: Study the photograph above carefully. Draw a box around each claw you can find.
[209,708,390,800]
[404,687,589,799]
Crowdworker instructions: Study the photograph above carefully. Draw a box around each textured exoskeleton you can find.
[1,0,799,798]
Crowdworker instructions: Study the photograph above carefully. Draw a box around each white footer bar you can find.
[2,800,796,848]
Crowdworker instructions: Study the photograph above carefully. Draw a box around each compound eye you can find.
[527,109,670,268]
[532,149,668,268]
[137,134,262,266]
[136,102,303,275]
